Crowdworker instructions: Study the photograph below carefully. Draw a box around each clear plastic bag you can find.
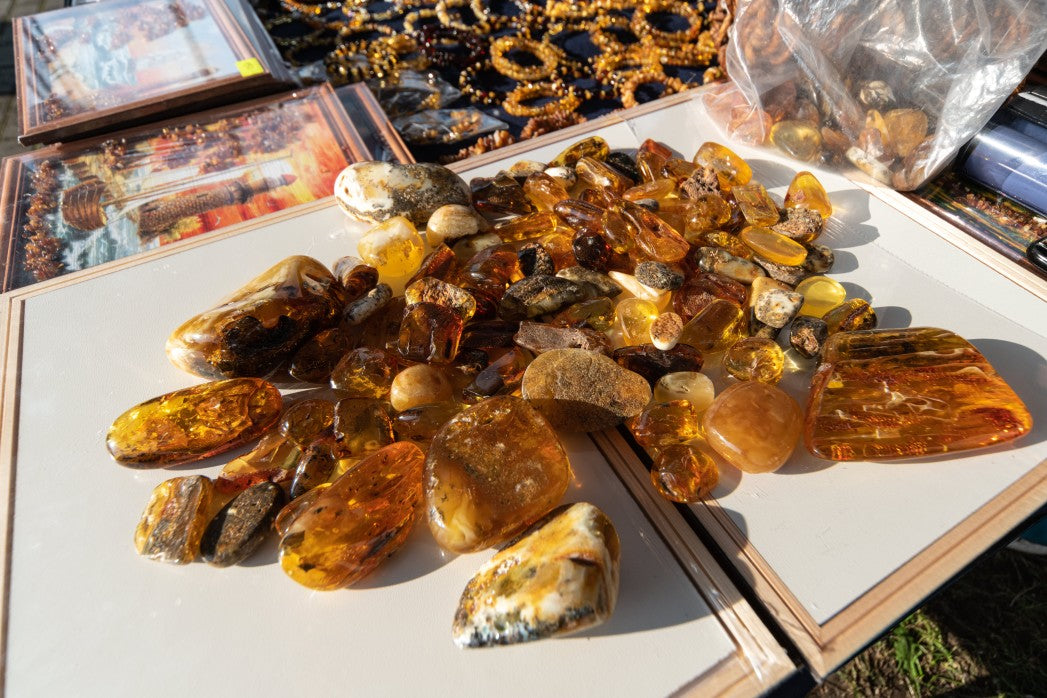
[712,0,1047,189]
[393,108,508,145]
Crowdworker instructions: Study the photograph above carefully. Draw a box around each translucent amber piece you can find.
[166,256,346,379]
[614,297,660,345]
[627,205,689,263]
[723,337,785,384]
[493,211,560,243]
[627,400,702,448]
[289,327,352,384]
[674,272,747,320]
[653,372,715,411]
[599,210,637,254]
[330,346,398,398]
[550,297,615,331]
[463,347,532,400]
[576,157,632,194]
[279,442,425,589]
[662,157,697,180]
[678,299,745,354]
[458,243,524,298]
[393,401,463,448]
[693,142,752,191]
[692,230,753,259]
[523,172,570,211]
[823,298,877,334]
[733,183,780,227]
[548,136,609,168]
[405,277,476,321]
[684,193,732,234]
[216,432,300,494]
[740,226,807,266]
[623,178,677,203]
[274,483,329,537]
[806,328,1033,460]
[425,396,571,553]
[572,230,612,271]
[770,120,823,162]
[703,381,801,473]
[389,364,455,411]
[649,312,683,350]
[650,444,719,502]
[333,398,395,456]
[795,276,846,317]
[471,172,534,218]
[398,302,463,363]
[135,475,214,564]
[357,216,425,278]
[289,437,340,499]
[553,198,603,231]
[106,378,282,467]
[884,108,928,158]
[653,199,693,234]
[785,172,832,218]
[278,399,335,449]
[407,245,458,287]
[637,139,673,182]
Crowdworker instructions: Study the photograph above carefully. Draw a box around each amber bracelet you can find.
[618,69,689,108]
[502,80,581,117]
[630,1,703,46]
[590,15,638,53]
[416,25,487,68]
[490,36,562,81]
[458,60,507,106]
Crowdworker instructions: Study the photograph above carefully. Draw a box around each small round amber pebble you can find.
[357,216,425,277]
[653,372,715,411]
[794,276,847,318]
[722,337,785,384]
[740,227,808,266]
[770,120,823,162]
[785,171,832,218]
[615,297,660,345]
[650,444,719,502]
[626,400,702,449]
[703,381,801,473]
[389,364,455,412]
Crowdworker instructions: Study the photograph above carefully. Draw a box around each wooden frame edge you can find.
[0,293,24,690]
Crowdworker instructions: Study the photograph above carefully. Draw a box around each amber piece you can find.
[278,399,335,449]
[627,400,702,448]
[770,120,823,162]
[135,475,214,564]
[650,444,719,502]
[649,312,684,350]
[216,432,300,494]
[289,327,352,384]
[274,483,329,537]
[723,337,785,384]
[107,378,282,467]
[201,481,286,567]
[806,328,1033,461]
[612,343,704,386]
[795,276,846,318]
[695,247,766,285]
[405,277,476,321]
[332,256,379,302]
[471,172,535,218]
[691,230,752,260]
[598,210,637,254]
[626,205,689,263]
[398,302,463,364]
[458,243,524,298]
[740,227,807,266]
[523,172,571,212]
[453,502,620,647]
[493,212,560,243]
[576,156,631,194]
[355,294,406,350]
[460,319,519,350]
[406,245,459,287]
[823,298,877,334]
[784,172,832,218]
[393,401,463,447]
[572,230,612,270]
[279,442,425,589]
[553,198,603,231]
[789,315,828,359]
[332,397,394,456]
[608,271,669,309]
[703,381,802,473]
[549,136,609,167]
[674,272,747,321]
[693,142,752,191]
[550,297,615,331]
[884,108,928,158]
[652,199,693,234]
[330,346,398,398]
[684,193,731,234]
[678,299,746,354]
[357,216,425,278]
[733,183,780,227]
[463,347,532,400]
[637,139,673,182]
[772,207,824,244]
[623,178,677,203]
[653,371,715,410]
[514,321,613,356]
[389,364,455,411]
[614,297,660,345]
[518,241,556,276]
[166,256,346,379]
[426,205,481,247]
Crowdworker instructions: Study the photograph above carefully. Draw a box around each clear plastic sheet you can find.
[393,108,507,145]
[710,0,1047,190]
[369,70,462,119]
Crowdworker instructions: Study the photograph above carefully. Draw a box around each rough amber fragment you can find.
[550,297,615,331]
[279,442,425,589]
[612,343,704,386]
[398,302,463,363]
[332,256,379,302]
[289,437,340,499]
[626,205,690,263]
[166,256,346,379]
[357,216,425,278]
[614,297,660,345]
[805,328,1033,461]
[823,298,877,334]
[201,481,285,567]
[684,193,732,236]
[289,327,352,384]
[661,157,698,180]
[576,157,631,194]
[674,272,747,321]
[548,136,609,168]
[332,398,395,456]
[627,400,702,448]
[884,108,928,159]
[107,378,282,467]
[678,299,745,354]
[653,372,715,411]
[471,172,534,218]
[784,171,832,218]
[795,276,846,318]
[453,502,620,647]
[329,346,398,398]
[458,243,524,298]
[733,182,780,227]
[740,227,807,266]
[693,142,752,191]
[405,276,477,321]
[650,444,719,502]
[703,381,802,473]
[406,245,459,287]
[425,396,571,553]
[523,172,571,212]
[463,347,532,400]
[637,138,673,182]
[722,337,785,384]
[389,364,455,411]
[278,399,335,449]
[216,432,300,494]
[135,475,214,564]
[649,312,684,350]
[770,120,823,162]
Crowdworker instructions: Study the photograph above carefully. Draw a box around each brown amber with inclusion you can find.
[333,398,395,456]
[332,256,378,302]
[805,328,1033,461]
[722,336,785,384]
[523,172,570,211]
[289,327,352,384]
[216,432,300,494]
[551,297,615,331]
[650,444,719,502]
[398,302,463,363]
[733,182,780,227]
[678,299,745,353]
[693,142,752,191]
[278,399,335,449]
[553,198,603,231]
[279,442,425,590]
[330,346,398,398]
[548,136,609,167]
[458,243,524,298]
[626,400,702,448]
[674,272,747,321]
[626,204,689,262]
[823,298,877,334]
[471,172,534,218]
[785,172,832,218]
[464,347,532,400]
[106,378,282,467]
[135,475,214,564]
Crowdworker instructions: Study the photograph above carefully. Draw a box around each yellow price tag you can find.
[236,58,265,78]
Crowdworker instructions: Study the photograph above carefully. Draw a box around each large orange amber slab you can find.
[278,442,425,590]
[425,396,571,553]
[107,378,282,467]
[805,328,1033,461]
[166,256,346,379]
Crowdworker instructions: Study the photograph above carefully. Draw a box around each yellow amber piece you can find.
[884,108,929,158]
[106,378,282,467]
[615,297,660,345]
[636,138,673,182]
[770,120,823,162]
[549,136,609,167]
[330,347,398,399]
[333,398,395,456]
[653,371,715,411]
[691,230,753,259]
[629,205,689,263]
[692,142,752,191]
[740,226,807,266]
[626,400,702,448]
[135,475,214,564]
[685,193,732,234]
[523,172,570,211]
[650,444,719,502]
[600,210,637,253]
[216,431,300,494]
[576,156,632,194]
[389,364,455,412]
[492,211,560,242]
[733,182,780,227]
[279,442,425,589]
[823,298,877,334]
[279,399,335,449]
[795,276,846,317]
[785,171,832,218]
[722,337,785,384]
[357,216,425,277]
[405,276,477,321]
[806,328,1034,461]
[678,299,745,353]
[703,381,801,473]
[539,232,575,270]
[623,178,677,203]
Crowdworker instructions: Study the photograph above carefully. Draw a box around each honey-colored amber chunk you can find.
[678,299,745,354]
[723,337,785,384]
[823,298,877,334]
[135,475,214,564]
[279,442,425,589]
[650,444,719,502]
[107,378,282,467]
[733,182,780,227]
[623,178,677,203]
[523,172,570,212]
[703,381,802,473]
[637,138,673,182]
[278,399,335,449]
[740,227,807,266]
[805,328,1033,461]
[216,432,300,494]
[329,346,398,398]
[627,205,690,263]
[357,216,425,277]
[493,211,561,243]
[614,297,660,346]
[653,371,715,410]
[883,108,928,158]
[784,172,832,218]
[693,142,752,191]
[389,364,455,411]
[548,136,609,168]
[770,120,823,162]
[795,276,847,318]
[627,400,702,448]
[332,398,395,456]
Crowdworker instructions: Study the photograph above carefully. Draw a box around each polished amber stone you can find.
[279,442,425,589]
[740,227,807,266]
[278,399,335,450]
[215,432,300,494]
[463,346,532,400]
[471,173,535,218]
[457,243,524,298]
[703,381,802,473]
[523,172,571,212]
[614,297,660,346]
[626,204,690,263]
[627,400,702,448]
[653,371,715,411]
[599,210,638,254]
[784,171,832,218]
[405,276,477,321]
[576,156,632,194]
[135,475,214,564]
[358,216,425,278]
[289,327,353,384]
[425,396,571,553]
[550,297,615,331]
[398,302,463,364]
[166,256,346,379]
[548,136,609,168]
[678,299,746,354]
[770,120,823,162]
[107,378,282,467]
[389,364,455,411]
[289,437,340,499]
[884,108,928,158]
[332,398,395,456]
[674,272,747,321]
[650,444,719,502]
[805,328,1033,461]
[637,138,673,182]
[407,245,459,287]
[393,401,463,448]
[612,343,704,386]
[795,276,847,318]
[733,183,780,227]
[823,298,877,334]
[623,178,677,203]
[722,337,785,384]
[493,211,561,243]
[329,346,398,398]
[692,142,752,191]
[332,256,379,302]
